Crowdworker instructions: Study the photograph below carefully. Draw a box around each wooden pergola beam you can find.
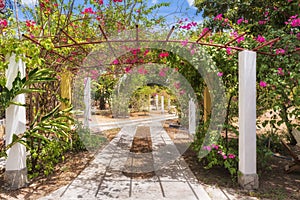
[60,29,89,55]
[226,32,247,46]
[23,34,81,67]
[252,37,280,51]
[166,26,175,41]
[196,29,211,43]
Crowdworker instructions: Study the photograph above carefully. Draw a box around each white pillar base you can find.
[238,172,259,190]
[4,167,28,190]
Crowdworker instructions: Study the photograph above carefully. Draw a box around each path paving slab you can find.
[40,120,258,200]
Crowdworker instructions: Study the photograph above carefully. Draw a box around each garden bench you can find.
[281,139,300,173]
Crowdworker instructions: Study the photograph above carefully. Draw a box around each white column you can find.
[155,95,159,110]
[168,98,171,110]
[84,77,91,128]
[238,50,258,189]
[161,96,164,114]
[5,54,28,189]
[189,99,196,134]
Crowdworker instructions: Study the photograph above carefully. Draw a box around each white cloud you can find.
[21,0,37,5]
[186,0,194,7]
[152,0,158,4]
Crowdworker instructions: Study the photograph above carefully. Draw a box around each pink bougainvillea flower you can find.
[244,19,248,23]
[25,20,36,28]
[174,82,180,89]
[144,49,150,56]
[226,47,232,55]
[125,67,131,73]
[159,68,168,77]
[258,20,267,25]
[211,144,219,150]
[228,154,236,159]
[179,90,185,95]
[277,68,284,75]
[138,67,147,74]
[237,18,244,25]
[256,35,266,43]
[259,81,267,87]
[237,36,245,43]
[81,7,95,14]
[276,48,285,55]
[222,155,227,159]
[112,59,119,65]
[181,39,188,46]
[0,19,8,28]
[159,52,169,58]
[214,14,223,21]
[203,146,211,151]
[231,31,239,38]
[190,48,195,55]
[113,0,122,2]
[131,48,140,55]
[200,27,210,36]
[296,32,300,40]
[53,3,58,7]
[217,72,223,77]
[291,18,300,27]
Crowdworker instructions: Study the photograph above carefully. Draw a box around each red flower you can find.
[0,19,7,28]
[159,52,169,58]
[81,7,95,15]
[256,35,266,43]
[214,14,223,21]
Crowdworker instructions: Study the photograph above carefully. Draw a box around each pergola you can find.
[5,21,297,190]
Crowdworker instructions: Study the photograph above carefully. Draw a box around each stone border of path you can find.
[40,121,257,200]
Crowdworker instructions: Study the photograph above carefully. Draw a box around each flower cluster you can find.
[237,18,248,25]
[213,14,230,27]
[230,31,244,43]
[285,15,300,27]
[81,7,96,15]
[275,48,285,55]
[259,81,267,88]
[256,35,266,43]
[203,144,236,160]
[113,0,122,2]
[159,52,169,58]
[200,27,210,37]
[25,20,36,28]
[0,19,7,28]
[178,18,198,30]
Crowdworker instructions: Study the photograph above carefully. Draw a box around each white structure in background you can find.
[155,95,159,110]
[168,98,171,110]
[238,51,258,189]
[5,54,28,189]
[161,96,164,114]
[84,77,91,128]
[188,99,196,134]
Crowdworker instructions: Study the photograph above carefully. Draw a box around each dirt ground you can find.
[0,114,300,200]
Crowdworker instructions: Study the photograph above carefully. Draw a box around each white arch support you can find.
[238,50,259,189]
[4,54,28,189]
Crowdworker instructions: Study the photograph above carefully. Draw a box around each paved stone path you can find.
[41,120,257,200]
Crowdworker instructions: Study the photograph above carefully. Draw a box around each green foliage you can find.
[73,121,107,152]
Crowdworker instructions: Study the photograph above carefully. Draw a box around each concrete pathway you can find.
[40,121,257,200]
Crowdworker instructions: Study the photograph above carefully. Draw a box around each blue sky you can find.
[149,0,203,26]
[19,0,203,26]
